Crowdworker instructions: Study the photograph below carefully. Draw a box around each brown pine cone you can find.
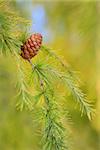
[20,33,42,60]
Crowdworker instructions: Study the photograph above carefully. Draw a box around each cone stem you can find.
[28,59,35,70]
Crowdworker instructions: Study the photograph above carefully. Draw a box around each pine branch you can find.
[42,94,67,150]
[0,2,95,149]
[41,46,69,68]
[63,73,95,120]
[15,56,33,111]
[0,1,33,112]
[29,63,68,150]
[41,45,81,83]
[30,60,94,120]
[0,0,30,55]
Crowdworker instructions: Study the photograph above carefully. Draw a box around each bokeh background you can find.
[0,0,99,150]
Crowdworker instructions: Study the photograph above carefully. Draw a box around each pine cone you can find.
[20,33,42,60]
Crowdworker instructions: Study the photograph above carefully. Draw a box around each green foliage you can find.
[40,46,94,119]
[0,0,30,55]
[42,94,66,150]
[0,1,95,150]
[25,46,94,149]
[28,62,67,150]
[15,57,33,111]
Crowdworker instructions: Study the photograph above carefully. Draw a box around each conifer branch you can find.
[62,73,95,120]
[42,94,67,150]
[30,60,94,120]
[41,46,69,68]
[41,46,81,83]
[0,0,30,55]
[15,57,33,111]
[30,64,67,150]
[0,1,95,150]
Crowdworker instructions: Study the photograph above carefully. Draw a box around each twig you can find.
[28,59,35,71]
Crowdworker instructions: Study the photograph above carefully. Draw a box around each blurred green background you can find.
[0,0,99,150]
